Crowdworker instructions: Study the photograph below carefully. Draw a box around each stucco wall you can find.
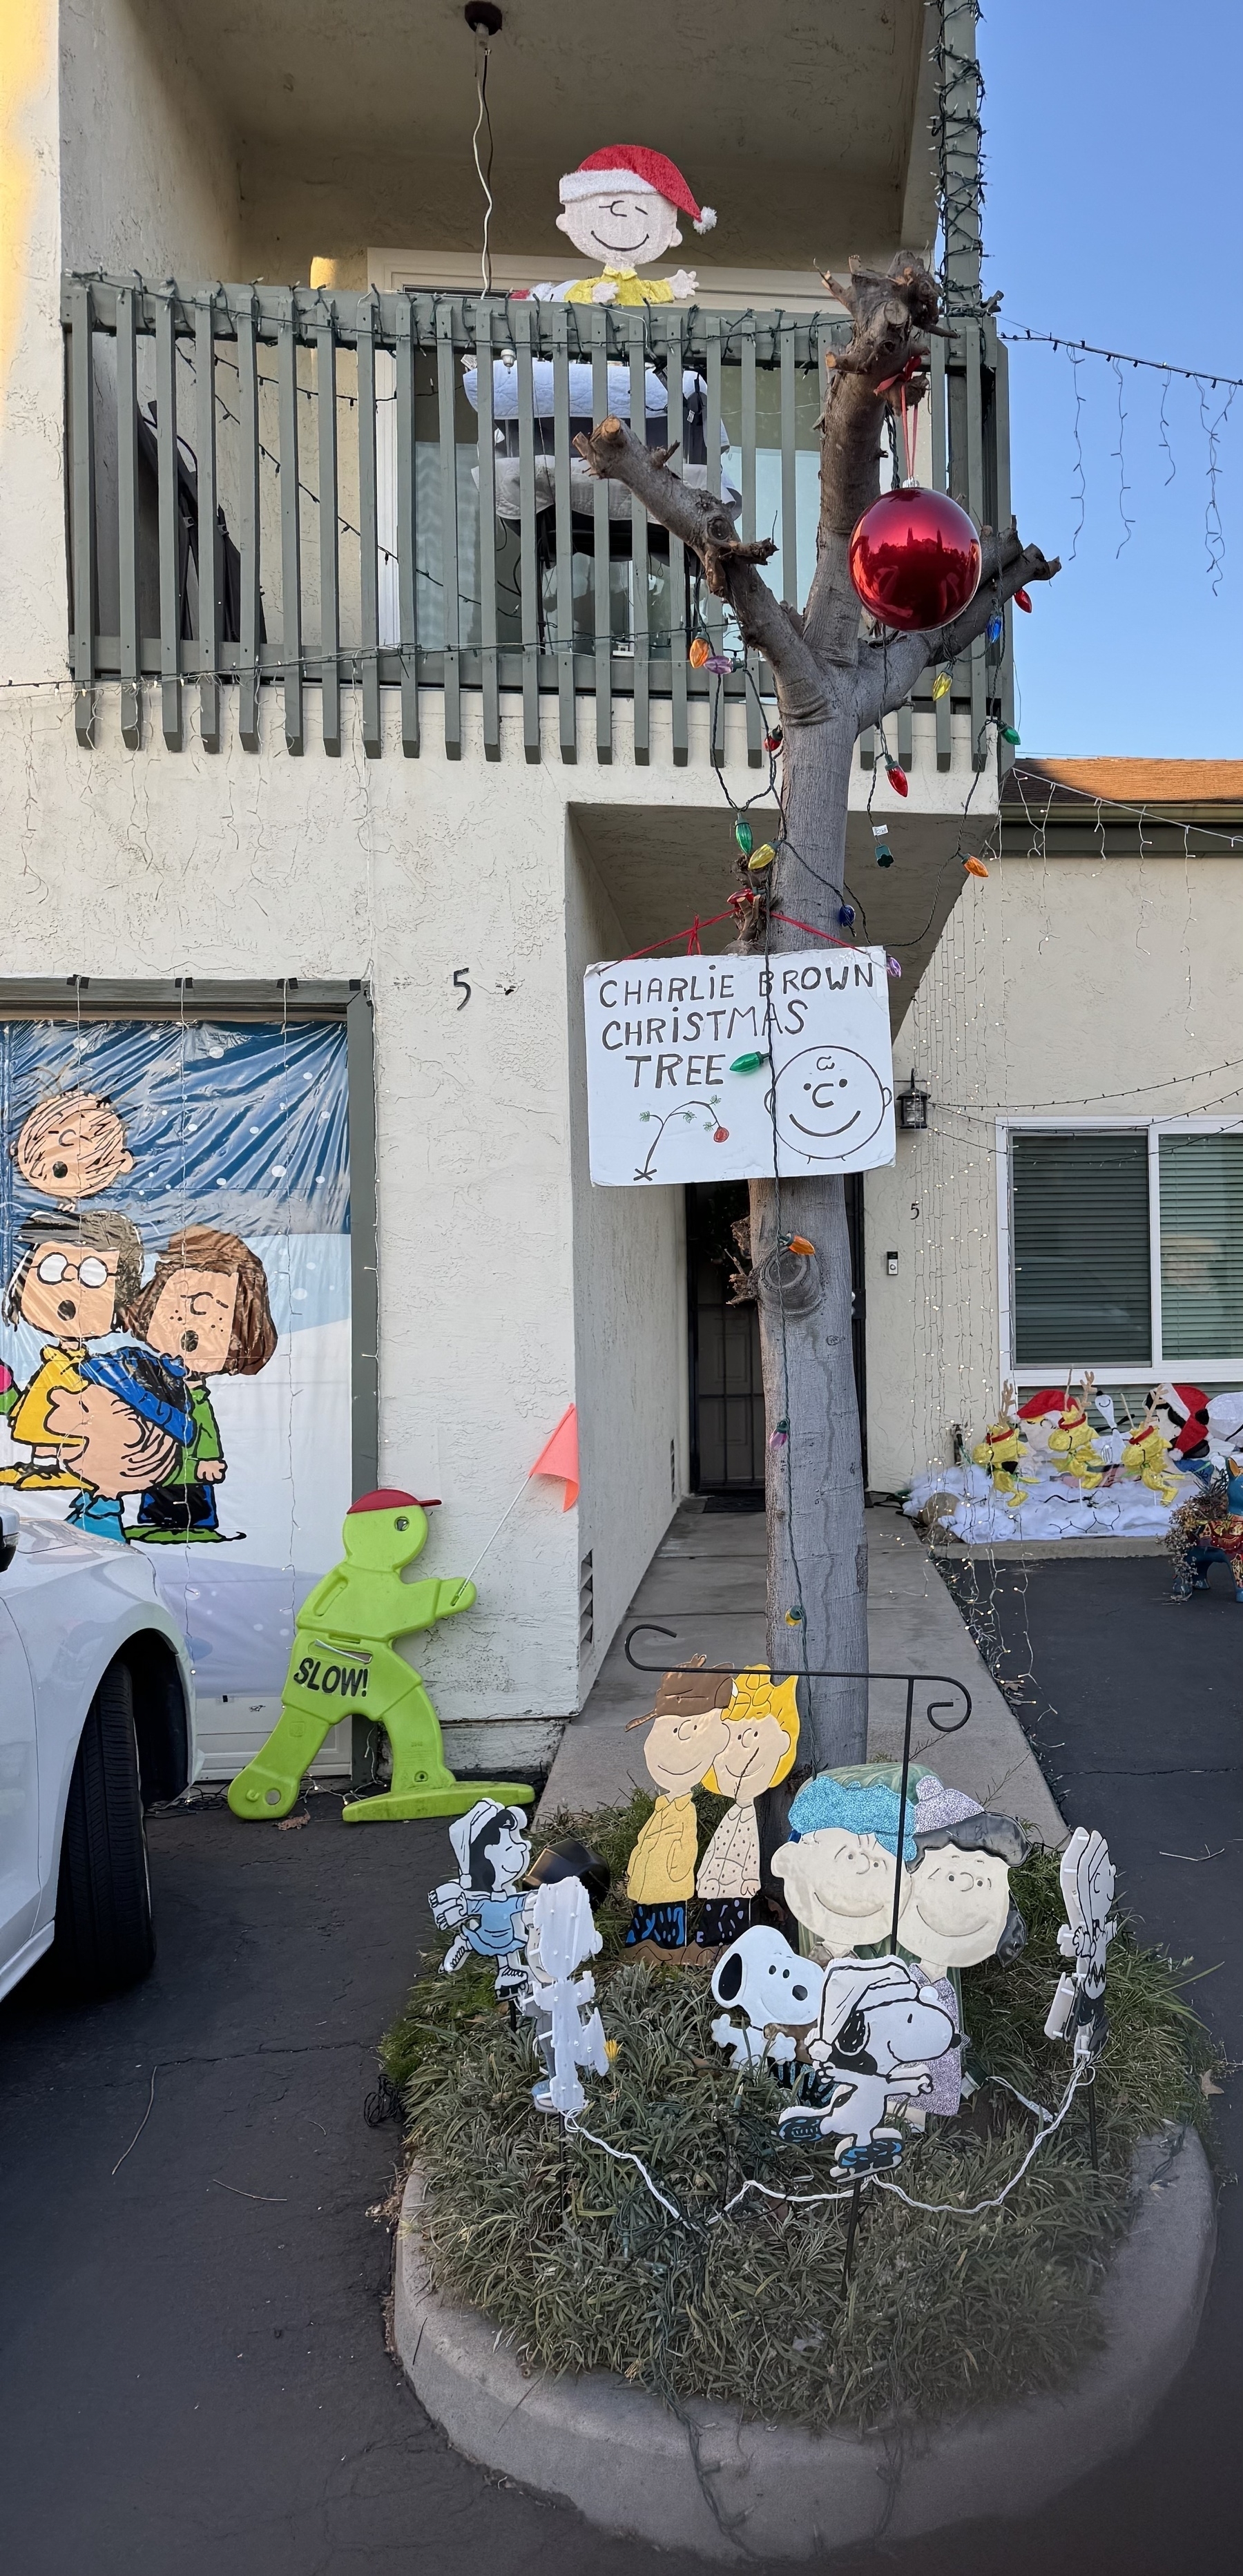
[566,818,684,1698]
[0,677,800,1734]
[864,849,1243,1491]
[59,0,241,279]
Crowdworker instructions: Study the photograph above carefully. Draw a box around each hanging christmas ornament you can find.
[689,636,711,669]
[1014,588,1032,613]
[849,486,981,632]
[734,817,753,856]
[932,671,952,701]
[764,727,783,753]
[885,763,909,798]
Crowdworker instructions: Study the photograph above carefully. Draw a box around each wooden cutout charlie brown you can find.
[533,144,716,306]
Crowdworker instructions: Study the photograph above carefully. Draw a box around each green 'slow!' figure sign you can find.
[228,1489,533,1824]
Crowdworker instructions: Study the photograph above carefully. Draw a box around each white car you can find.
[0,1500,195,2004]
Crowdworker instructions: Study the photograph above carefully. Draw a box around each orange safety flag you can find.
[529,1404,580,1511]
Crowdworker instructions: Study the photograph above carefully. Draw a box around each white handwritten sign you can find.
[584,949,896,1185]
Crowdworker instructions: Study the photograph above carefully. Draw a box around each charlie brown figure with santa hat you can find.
[532,144,716,306]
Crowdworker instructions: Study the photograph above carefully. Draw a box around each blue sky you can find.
[978,0,1242,755]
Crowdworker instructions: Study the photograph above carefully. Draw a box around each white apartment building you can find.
[867,760,1243,1498]
[0,1,1014,1780]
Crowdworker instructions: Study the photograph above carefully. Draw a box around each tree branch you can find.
[853,523,1061,729]
[802,254,938,664]
[572,417,831,726]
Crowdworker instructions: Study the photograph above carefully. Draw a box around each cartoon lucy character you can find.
[693,1667,800,1954]
[0,1211,144,1488]
[624,1657,731,1954]
[12,1089,134,1204]
[44,1347,193,1546]
[124,1225,277,1539]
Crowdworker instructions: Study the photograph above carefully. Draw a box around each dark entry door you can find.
[686,1180,867,1495]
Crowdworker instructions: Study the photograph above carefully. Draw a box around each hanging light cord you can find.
[471,36,496,297]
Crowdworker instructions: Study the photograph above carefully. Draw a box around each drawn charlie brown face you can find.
[769,1048,892,1163]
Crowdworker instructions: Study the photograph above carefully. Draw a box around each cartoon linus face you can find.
[45,1355,189,1499]
[771,1772,919,1952]
[557,187,682,267]
[767,1048,892,1164]
[14,1091,133,1200]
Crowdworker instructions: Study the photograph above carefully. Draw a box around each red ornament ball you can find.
[849,485,982,633]
[713,1126,729,1144]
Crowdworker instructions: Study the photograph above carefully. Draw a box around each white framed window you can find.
[996,1118,1243,1383]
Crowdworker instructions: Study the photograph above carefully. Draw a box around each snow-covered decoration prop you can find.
[1044,1827,1117,2065]
[521,1875,610,2117]
[1168,1458,1243,1602]
[624,1657,731,1952]
[694,1666,800,1952]
[775,1957,958,2174]
[905,1376,1211,1544]
[709,1925,825,2070]
[428,1800,532,1997]
[771,1767,919,1958]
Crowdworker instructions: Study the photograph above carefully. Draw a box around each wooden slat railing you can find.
[61,278,1009,769]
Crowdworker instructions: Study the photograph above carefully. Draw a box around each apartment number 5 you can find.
[453,968,472,1010]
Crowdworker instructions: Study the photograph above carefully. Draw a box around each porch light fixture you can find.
[898,1069,929,1132]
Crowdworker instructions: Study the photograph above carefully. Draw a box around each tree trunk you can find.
[751,691,868,1767]
[572,258,1058,1782]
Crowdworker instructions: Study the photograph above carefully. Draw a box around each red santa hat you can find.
[1017,1389,1064,1421]
[1153,1382,1211,1456]
[559,146,717,234]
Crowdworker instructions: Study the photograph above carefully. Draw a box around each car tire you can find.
[53,1658,155,1997]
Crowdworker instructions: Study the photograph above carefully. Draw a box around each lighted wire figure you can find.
[634,1095,725,1182]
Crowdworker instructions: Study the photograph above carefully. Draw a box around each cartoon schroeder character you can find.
[124,1225,277,1539]
[767,1046,892,1165]
[0,1211,144,1488]
[12,1089,134,1203]
[44,1347,193,1546]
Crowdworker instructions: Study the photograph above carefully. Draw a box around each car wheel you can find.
[54,1658,155,1997]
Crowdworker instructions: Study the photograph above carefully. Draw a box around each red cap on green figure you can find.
[348,1488,441,1512]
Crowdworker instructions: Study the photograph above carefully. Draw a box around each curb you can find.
[393,2128,1215,2561]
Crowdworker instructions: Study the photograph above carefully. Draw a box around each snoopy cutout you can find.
[777,1957,956,2175]
[709,1925,825,2069]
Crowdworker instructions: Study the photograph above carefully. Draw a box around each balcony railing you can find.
[62,277,1013,769]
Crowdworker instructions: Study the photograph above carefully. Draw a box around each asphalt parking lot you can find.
[0,1548,1237,2575]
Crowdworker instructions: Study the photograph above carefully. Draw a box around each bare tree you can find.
[576,258,1059,1769]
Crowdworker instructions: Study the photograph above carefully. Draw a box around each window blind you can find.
[1159,1133,1243,1360]
[1012,1133,1151,1364]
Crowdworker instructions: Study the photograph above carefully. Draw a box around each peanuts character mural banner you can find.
[0,1018,351,1770]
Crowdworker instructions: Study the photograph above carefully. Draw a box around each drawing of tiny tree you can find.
[634,1096,725,1182]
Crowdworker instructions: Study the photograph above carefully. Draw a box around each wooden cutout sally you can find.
[693,1668,800,1957]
